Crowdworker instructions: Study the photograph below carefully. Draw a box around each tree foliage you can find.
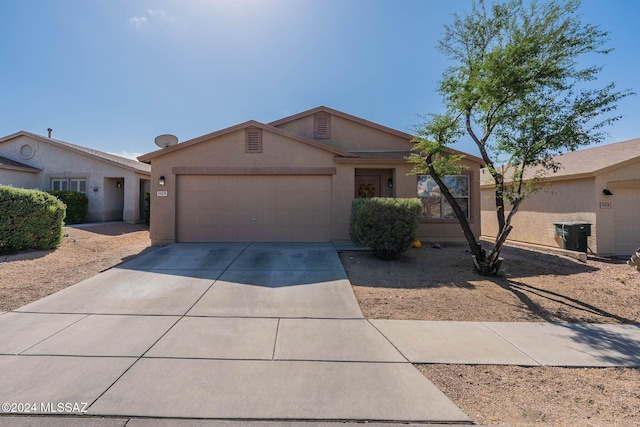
[410,0,632,275]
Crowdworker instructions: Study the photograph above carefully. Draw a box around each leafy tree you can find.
[409,0,632,275]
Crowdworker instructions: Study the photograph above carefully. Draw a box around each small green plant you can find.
[47,191,88,224]
[0,186,66,255]
[350,198,422,260]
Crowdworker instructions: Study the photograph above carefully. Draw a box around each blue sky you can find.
[1,0,638,159]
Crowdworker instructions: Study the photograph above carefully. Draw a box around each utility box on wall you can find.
[554,222,591,253]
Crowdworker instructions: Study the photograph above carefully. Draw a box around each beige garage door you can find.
[614,189,640,256]
[176,175,332,242]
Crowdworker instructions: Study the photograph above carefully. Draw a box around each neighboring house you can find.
[139,106,483,244]
[0,131,151,223]
[481,138,640,256]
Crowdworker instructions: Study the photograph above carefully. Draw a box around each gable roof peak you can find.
[0,130,150,173]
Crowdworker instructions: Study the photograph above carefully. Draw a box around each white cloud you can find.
[129,16,148,26]
[129,9,175,27]
[108,151,144,161]
[148,9,176,23]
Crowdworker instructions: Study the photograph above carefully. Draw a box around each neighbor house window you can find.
[51,178,86,193]
[70,179,86,193]
[314,113,331,139]
[417,175,469,219]
[51,179,68,191]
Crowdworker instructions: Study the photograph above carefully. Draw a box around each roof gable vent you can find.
[246,128,262,153]
[314,113,331,139]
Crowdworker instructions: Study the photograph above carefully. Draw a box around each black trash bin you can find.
[554,222,591,252]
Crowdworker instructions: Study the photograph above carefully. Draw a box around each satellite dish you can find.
[154,134,178,148]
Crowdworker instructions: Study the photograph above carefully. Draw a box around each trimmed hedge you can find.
[350,197,422,260]
[47,191,88,224]
[0,186,66,255]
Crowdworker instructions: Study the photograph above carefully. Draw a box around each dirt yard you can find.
[1,227,638,426]
[0,223,153,312]
[341,243,640,427]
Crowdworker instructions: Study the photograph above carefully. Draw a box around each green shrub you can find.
[0,186,66,255]
[46,191,88,224]
[350,197,422,260]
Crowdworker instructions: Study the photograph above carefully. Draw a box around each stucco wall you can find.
[146,114,482,245]
[147,128,339,244]
[481,177,596,250]
[0,169,39,188]
[275,115,414,152]
[594,163,640,255]
[0,135,148,222]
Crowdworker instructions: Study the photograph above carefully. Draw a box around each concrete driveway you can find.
[0,243,471,425]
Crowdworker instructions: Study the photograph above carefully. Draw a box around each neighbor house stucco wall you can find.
[0,169,39,189]
[481,177,597,250]
[594,162,640,255]
[0,134,149,222]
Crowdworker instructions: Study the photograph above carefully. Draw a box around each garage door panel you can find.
[177,175,332,242]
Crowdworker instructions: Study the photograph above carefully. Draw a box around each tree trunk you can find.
[426,154,505,276]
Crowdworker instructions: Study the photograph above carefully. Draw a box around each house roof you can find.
[138,120,357,162]
[0,131,151,174]
[269,106,415,141]
[481,137,640,186]
[139,107,485,166]
[0,156,41,173]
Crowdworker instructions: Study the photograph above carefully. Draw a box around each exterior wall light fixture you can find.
[388,178,393,188]
[603,189,613,195]
[159,176,166,186]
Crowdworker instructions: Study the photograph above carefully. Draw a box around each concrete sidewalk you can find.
[1,242,638,427]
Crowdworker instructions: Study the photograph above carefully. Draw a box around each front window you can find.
[51,178,86,193]
[51,178,68,191]
[70,179,86,193]
[417,175,469,219]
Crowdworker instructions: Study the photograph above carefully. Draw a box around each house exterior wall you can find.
[146,108,483,245]
[275,115,415,152]
[0,135,148,223]
[0,169,39,188]
[147,129,339,244]
[594,162,640,255]
[481,177,597,251]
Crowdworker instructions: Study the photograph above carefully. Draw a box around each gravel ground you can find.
[2,227,639,426]
[340,243,640,427]
[0,223,154,312]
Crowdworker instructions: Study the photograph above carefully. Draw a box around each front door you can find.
[355,175,381,198]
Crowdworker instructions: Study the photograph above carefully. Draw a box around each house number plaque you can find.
[156,191,168,197]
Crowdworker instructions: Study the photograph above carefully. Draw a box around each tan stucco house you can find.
[139,106,483,245]
[0,131,151,223]
[481,138,640,256]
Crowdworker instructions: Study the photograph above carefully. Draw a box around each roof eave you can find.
[2,131,150,175]
[0,165,41,173]
[138,121,357,162]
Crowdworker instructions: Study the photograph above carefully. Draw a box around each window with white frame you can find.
[70,179,86,193]
[417,175,469,219]
[51,178,86,193]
